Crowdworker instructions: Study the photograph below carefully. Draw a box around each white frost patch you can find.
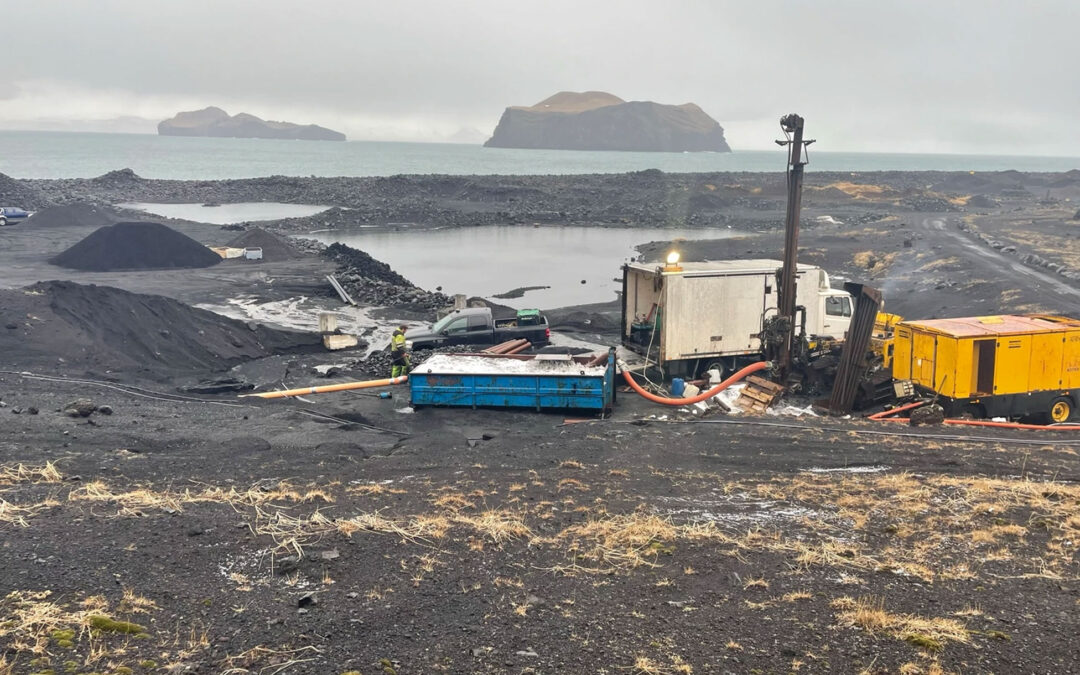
[655,492,824,525]
[196,296,426,356]
[418,354,607,376]
[196,295,360,333]
[548,332,611,353]
[803,465,890,474]
[217,548,313,589]
[767,402,818,417]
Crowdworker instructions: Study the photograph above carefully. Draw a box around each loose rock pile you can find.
[323,242,450,310]
[0,171,50,209]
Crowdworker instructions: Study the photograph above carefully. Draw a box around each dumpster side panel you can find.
[410,372,611,411]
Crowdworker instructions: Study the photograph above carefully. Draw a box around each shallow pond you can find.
[303,224,744,308]
[118,202,330,224]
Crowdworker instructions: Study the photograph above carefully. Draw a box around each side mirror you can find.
[440,330,448,336]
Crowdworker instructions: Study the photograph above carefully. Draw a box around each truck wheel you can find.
[0,217,7,227]
[1049,396,1074,423]
[959,403,985,420]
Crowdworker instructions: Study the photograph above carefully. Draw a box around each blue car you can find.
[0,207,31,226]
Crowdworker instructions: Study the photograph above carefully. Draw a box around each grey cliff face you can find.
[485,93,730,152]
[158,107,346,141]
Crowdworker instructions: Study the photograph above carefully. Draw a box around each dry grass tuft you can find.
[457,509,532,543]
[834,596,970,651]
[347,483,405,496]
[0,461,63,486]
[0,497,60,527]
[0,589,154,660]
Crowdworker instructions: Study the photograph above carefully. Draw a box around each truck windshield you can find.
[430,314,458,333]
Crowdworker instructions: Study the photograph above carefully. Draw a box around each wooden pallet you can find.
[735,376,786,414]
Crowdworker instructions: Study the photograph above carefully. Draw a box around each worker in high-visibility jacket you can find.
[390,325,411,378]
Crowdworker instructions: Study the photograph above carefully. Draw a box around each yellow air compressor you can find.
[892,314,1080,422]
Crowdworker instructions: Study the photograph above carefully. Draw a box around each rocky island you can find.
[484,91,730,152]
[158,106,346,141]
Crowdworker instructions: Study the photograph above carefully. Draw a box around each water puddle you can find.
[118,202,331,224]
[655,491,824,525]
[802,465,890,474]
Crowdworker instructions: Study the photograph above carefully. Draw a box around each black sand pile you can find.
[226,227,304,261]
[50,222,221,271]
[25,202,122,229]
[0,281,320,378]
[0,171,49,209]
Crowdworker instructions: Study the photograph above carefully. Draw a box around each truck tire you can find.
[0,217,7,227]
[959,403,986,420]
[1049,396,1074,424]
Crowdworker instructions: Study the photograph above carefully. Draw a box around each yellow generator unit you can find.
[893,314,1080,422]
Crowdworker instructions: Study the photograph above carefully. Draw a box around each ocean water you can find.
[2,130,1079,180]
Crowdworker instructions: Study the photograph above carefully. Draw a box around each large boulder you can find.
[159,107,346,141]
[484,91,731,152]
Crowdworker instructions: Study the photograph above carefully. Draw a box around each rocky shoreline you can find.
[13,167,994,232]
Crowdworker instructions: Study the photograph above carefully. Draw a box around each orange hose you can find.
[869,401,1077,430]
[868,401,924,420]
[242,375,409,399]
[622,361,769,406]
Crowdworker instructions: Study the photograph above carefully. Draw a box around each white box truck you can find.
[621,259,854,378]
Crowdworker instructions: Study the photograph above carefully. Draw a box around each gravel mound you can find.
[50,222,221,271]
[0,281,320,378]
[324,242,449,310]
[227,227,304,261]
[25,202,122,229]
[0,172,50,209]
[91,168,145,188]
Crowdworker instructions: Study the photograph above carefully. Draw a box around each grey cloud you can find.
[2,0,1079,152]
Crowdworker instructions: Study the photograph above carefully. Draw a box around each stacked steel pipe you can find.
[483,339,531,355]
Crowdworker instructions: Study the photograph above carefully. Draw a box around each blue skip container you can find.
[410,349,616,413]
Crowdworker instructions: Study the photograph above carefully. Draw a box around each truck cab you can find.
[405,307,550,350]
[820,287,853,339]
[409,308,496,349]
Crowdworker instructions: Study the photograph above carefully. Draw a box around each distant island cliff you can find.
[484,91,730,152]
[158,107,346,141]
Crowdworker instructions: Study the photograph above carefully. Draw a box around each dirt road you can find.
[918,216,1080,314]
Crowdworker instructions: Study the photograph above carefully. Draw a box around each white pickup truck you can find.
[622,259,854,378]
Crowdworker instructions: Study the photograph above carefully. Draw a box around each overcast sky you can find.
[2,0,1078,154]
